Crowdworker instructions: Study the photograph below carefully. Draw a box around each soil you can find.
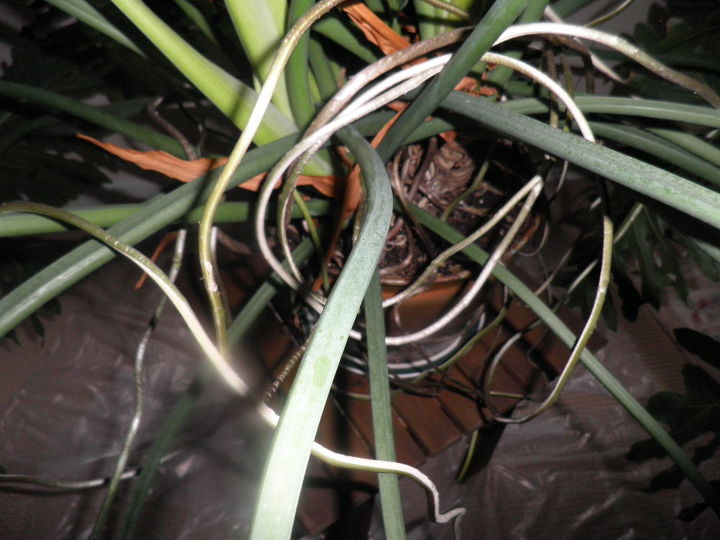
[377,136,542,286]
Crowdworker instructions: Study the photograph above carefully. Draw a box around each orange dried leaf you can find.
[78,134,341,198]
[78,134,226,182]
[342,2,411,55]
[455,76,478,93]
[239,172,341,199]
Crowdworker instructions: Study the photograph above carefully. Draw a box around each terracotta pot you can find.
[341,277,487,379]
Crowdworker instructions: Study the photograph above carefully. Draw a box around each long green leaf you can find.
[412,0,476,39]
[0,200,331,238]
[287,0,317,129]
[249,127,392,539]
[692,237,720,267]
[441,91,720,230]
[649,128,720,167]
[378,0,529,160]
[45,0,144,55]
[0,81,185,156]
[485,0,550,87]
[364,271,405,540]
[109,0,298,146]
[49,0,297,146]
[173,0,219,44]
[225,0,293,117]
[308,38,340,100]
[589,122,720,188]
[413,0,444,40]
[506,96,720,128]
[313,16,379,64]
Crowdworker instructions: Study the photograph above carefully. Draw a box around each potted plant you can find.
[1,0,719,537]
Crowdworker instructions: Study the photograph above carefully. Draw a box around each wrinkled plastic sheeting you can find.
[367,302,720,539]
[3,255,720,538]
[0,257,269,539]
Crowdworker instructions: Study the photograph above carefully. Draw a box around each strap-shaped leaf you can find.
[249,127,392,539]
[441,91,720,230]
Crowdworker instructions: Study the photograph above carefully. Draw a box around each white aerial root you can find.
[255,49,594,346]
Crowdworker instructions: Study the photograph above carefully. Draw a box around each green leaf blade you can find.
[249,128,392,539]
